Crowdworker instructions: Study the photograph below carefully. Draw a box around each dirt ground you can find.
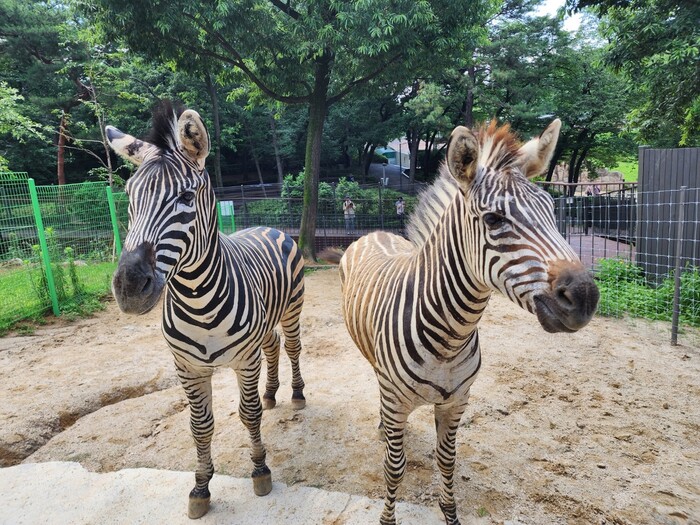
[1,268,699,525]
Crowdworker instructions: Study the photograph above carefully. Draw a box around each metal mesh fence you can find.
[0,173,121,332]
[2,173,698,341]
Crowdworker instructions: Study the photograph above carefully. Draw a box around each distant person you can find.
[343,195,356,234]
[585,185,593,196]
[593,184,601,196]
[395,196,405,231]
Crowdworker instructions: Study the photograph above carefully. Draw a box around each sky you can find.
[535,0,583,32]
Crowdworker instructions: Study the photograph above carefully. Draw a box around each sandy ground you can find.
[1,268,699,525]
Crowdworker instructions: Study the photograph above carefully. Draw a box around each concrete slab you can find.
[0,462,444,525]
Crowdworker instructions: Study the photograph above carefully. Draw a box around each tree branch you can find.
[268,0,301,19]
[327,52,404,106]
[181,13,310,104]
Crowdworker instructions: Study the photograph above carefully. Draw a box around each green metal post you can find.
[216,202,224,232]
[28,178,60,316]
[105,185,122,258]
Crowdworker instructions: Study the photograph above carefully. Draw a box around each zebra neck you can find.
[168,231,224,298]
[413,195,491,347]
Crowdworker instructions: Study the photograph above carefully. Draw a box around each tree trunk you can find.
[362,143,376,179]
[298,55,331,261]
[269,113,285,183]
[251,145,267,197]
[462,64,476,128]
[572,146,590,196]
[423,130,437,176]
[57,111,67,185]
[205,73,223,188]
[568,149,579,186]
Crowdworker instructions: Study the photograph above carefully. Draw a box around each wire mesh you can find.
[0,174,121,332]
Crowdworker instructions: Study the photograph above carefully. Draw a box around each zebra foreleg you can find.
[176,365,215,519]
[378,400,409,525]
[235,365,273,497]
[261,330,281,410]
[434,401,469,525]
[281,313,306,409]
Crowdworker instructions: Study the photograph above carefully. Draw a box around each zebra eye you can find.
[483,212,506,228]
[179,191,196,205]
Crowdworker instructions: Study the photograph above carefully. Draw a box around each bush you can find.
[595,258,700,326]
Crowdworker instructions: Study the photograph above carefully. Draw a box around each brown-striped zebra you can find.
[336,120,599,525]
[107,101,305,519]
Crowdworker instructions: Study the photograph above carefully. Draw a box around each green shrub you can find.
[595,258,700,326]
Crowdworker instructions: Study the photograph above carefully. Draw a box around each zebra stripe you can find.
[338,120,598,525]
[109,101,305,519]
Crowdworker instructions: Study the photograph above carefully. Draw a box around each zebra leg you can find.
[261,330,280,410]
[379,399,409,525]
[281,311,305,410]
[176,364,215,519]
[434,401,469,525]
[235,365,273,497]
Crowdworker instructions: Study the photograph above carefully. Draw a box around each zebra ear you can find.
[518,119,561,179]
[446,126,480,189]
[177,109,210,170]
[105,126,157,167]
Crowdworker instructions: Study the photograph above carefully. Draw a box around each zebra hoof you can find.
[262,395,276,410]
[188,495,210,519]
[291,390,306,410]
[253,472,272,496]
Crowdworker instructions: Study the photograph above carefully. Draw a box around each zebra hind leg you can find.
[434,401,469,525]
[175,364,215,519]
[281,311,305,410]
[236,364,273,497]
[261,330,281,410]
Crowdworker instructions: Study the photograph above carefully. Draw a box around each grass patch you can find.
[611,160,638,182]
[0,260,116,335]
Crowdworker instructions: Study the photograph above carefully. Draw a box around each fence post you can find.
[28,178,60,316]
[216,201,224,232]
[671,186,687,346]
[105,185,122,259]
[379,181,384,229]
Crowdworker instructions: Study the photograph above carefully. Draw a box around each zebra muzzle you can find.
[534,266,599,333]
[112,242,165,315]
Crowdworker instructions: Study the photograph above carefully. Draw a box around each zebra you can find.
[106,101,306,519]
[332,120,599,525]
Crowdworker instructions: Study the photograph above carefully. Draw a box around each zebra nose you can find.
[551,266,600,323]
[112,242,163,314]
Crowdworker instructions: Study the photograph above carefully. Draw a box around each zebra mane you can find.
[145,100,184,152]
[406,121,523,248]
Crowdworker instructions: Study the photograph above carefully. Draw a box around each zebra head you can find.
[445,120,599,333]
[107,102,212,315]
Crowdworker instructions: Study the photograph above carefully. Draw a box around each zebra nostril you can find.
[141,276,153,295]
[555,286,574,308]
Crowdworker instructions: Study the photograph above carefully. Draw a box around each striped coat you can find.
[338,120,599,525]
[107,101,305,520]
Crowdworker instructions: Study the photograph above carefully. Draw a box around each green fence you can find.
[0,172,122,332]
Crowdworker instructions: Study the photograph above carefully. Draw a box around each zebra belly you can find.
[163,316,267,368]
[376,344,482,407]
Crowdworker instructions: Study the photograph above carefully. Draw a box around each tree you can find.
[569,0,700,146]
[79,0,493,259]
[0,82,46,170]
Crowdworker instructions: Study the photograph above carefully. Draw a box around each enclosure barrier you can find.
[1,174,698,343]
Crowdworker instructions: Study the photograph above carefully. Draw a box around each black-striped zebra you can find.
[335,120,599,525]
[106,101,306,519]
